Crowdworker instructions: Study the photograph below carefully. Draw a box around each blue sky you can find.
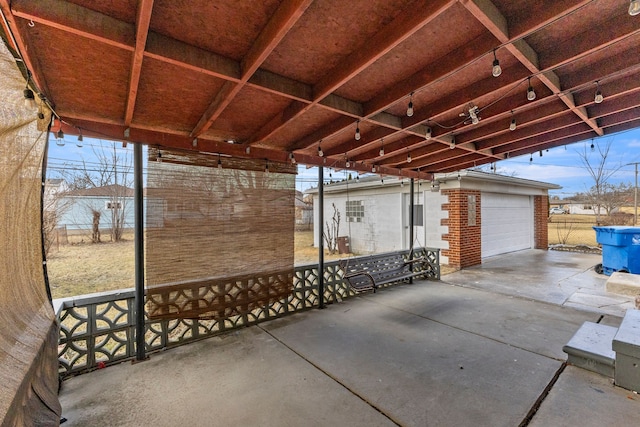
[47,129,640,200]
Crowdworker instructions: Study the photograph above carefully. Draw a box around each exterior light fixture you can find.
[492,49,502,77]
[407,92,414,117]
[527,77,536,101]
[355,120,361,141]
[594,82,604,104]
[630,0,640,16]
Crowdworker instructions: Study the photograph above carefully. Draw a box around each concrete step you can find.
[613,309,640,392]
[563,321,617,378]
[606,272,640,297]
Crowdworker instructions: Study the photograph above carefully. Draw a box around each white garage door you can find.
[481,193,533,258]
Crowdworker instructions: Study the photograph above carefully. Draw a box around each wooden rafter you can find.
[124,0,154,126]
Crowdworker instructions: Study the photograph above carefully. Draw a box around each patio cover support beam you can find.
[134,142,146,361]
[409,178,415,283]
[318,166,325,309]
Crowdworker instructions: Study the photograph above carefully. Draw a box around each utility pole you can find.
[628,162,639,226]
[635,162,638,226]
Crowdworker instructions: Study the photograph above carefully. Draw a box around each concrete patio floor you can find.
[59,249,640,426]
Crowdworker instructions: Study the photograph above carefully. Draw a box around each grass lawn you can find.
[547,214,598,246]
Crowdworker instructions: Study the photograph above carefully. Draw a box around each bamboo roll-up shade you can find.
[0,39,60,425]
[145,148,296,320]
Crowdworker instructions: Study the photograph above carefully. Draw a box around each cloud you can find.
[626,139,640,148]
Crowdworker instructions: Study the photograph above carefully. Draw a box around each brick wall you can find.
[441,189,482,269]
[534,195,549,249]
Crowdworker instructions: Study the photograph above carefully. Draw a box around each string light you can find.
[23,71,35,107]
[192,138,198,147]
[379,138,384,156]
[527,77,536,101]
[76,132,83,148]
[509,111,516,131]
[425,126,432,140]
[591,140,595,152]
[318,141,323,157]
[407,152,412,163]
[372,164,376,173]
[406,92,414,117]
[450,137,455,150]
[217,154,222,169]
[492,49,502,77]
[529,153,533,163]
[630,0,640,16]
[594,81,603,104]
[265,160,269,174]
[289,152,296,164]
[355,120,361,141]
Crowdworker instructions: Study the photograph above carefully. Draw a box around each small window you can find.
[346,200,364,222]
[105,201,122,210]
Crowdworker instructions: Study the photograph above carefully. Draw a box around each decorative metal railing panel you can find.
[56,248,439,378]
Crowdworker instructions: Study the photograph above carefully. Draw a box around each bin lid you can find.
[593,226,640,233]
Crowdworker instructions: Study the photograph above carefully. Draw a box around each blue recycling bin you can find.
[593,226,640,275]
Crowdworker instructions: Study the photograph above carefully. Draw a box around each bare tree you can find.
[42,180,71,256]
[578,139,623,224]
[323,203,340,254]
[59,141,133,242]
[599,182,633,216]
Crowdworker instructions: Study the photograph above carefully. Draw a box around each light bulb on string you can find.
[492,49,502,77]
[527,77,536,101]
[509,111,516,131]
[355,120,361,141]
[594,81,603,104]
[407,153,412,163]
[379,138,384,156]
[425,126,432,140]
[630,0,640,16]
[76,133,83,148]
[406,92,414,117]
[318,141,323,157]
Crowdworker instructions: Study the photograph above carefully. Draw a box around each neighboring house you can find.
[307,171,559,269]
[561,199,608,215]
[58,184,135,233]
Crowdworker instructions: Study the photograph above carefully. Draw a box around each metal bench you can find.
[339,252,426,293]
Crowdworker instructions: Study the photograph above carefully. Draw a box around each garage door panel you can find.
[481,193,533,258]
